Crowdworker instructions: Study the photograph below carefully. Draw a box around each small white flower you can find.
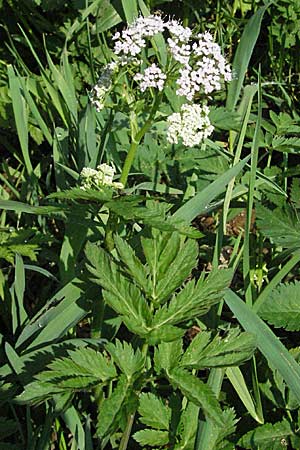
[80,163,123,190]
[167,103,214,147]
[134,63,167,92]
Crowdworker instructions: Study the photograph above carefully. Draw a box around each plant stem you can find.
[120,93,161,187]
[118,413,135,450]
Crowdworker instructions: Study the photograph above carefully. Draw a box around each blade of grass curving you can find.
[226,3,272,111]
[8,65,32,175]
[224,289,300,402]
[173,156,250,223]
[226,366,263,423]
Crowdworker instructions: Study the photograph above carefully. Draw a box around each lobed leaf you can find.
[96,374,129,439]
[259,281,300,331]
[256,203,300,249]
[105,340,145,379]
[238,419,294,449]
[138,392,171,430]
[181,329,256,369]
[168,368,224,427]
[133,429,169,447]
[153,269,233,328]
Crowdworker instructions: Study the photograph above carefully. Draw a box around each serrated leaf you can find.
[168,368,224,427]
[259,281,300,331]
[133,429,169,446]
[138,393,171,430]
[85,242,151,335]
[153,270,232,328]
[174,402,198,450]
[256,203,300,249]
[238,419,294,449]
[155,238,198,304]
[17,347,116,403]
[272,136,300,152]
[154,340,183,374]
[114,234,151,295]
[96,374,129,439]
[106,340,145,379]
[181,329,256,369]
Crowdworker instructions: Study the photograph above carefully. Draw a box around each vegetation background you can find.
[1,0,300,449]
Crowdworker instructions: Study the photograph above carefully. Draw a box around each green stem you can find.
[120,93,161,187]
[118,412,136,450]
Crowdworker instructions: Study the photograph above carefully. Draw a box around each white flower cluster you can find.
[112,15,165,56]
[167,103,214,147]
[176,32,232,99]
[80,163,123,190]
[90,15,232,148]
[90,62,118,112]
[134,63,166,92]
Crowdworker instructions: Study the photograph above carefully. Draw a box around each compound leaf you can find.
[238,419,294,450]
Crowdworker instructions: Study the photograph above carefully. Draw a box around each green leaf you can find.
[114,234,151,295]
[106,340,145,379]
[173,156,250,223]
[133,429,169,446]
[168,368,224,427]
[272,136,300,152]
[96,374,129,439]
[256,203,300,249]
[238,419,294,450]
[85,242,151,336]
[174,402,198,450]
[181,329,256,369]
[154,340,183,373]
[259,281,300,331]
[153,269,232,328]
[138,393,171,430]
[226,4,270,110]
[155,237,198,304]
[17,347,116,403]
[146,324,185,345]
[224,289,300,403]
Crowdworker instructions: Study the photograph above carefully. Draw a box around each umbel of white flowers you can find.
[80,163,123,191]
[90,14,232,147]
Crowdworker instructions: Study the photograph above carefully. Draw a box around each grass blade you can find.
[224,289,300,403]
[173,156,250,223]
[226,366,264,423]
[226,3,271,111]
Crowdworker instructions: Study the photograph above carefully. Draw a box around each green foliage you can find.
[137,393,171,430]
[238,419,298,449]
[256,203,300,249]
[180,328,256,369]
[259,282,300,331]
